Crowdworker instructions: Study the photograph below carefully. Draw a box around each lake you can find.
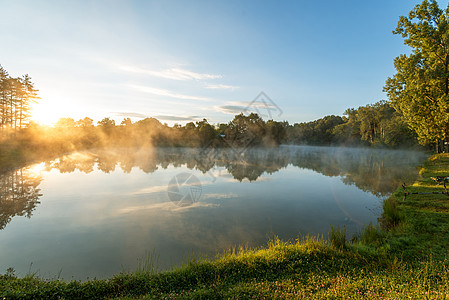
[0,146,426,280]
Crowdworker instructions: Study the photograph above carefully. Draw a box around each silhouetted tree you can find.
[0,66,39,135]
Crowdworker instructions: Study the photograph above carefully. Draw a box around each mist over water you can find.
[0,146,427,280]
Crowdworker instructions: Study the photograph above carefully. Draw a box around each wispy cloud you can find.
[215,99,282,117]
[201,193,238,200]
[131,185,168,195]
[119,65,222,81]
[117,201,219,214]
[215,105,246,115]
[204,83,238,90]
[155,115,201,121]
[112,112,148,118]
[128,84,211,102]
[111,112,201,122]
[132,180,214,196]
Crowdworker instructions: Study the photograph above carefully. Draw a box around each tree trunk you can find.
[445,137,449,153]
[19,98,23,130]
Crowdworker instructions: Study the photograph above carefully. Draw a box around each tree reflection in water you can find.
[0,166,43,229]
[0,146,426,229]
[43,146,425,196]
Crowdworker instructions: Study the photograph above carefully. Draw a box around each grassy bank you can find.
[1,154,449,299]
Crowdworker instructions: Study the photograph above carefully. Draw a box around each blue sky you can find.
[0,0,444,125]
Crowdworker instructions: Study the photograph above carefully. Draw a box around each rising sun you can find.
[30,99,68,126]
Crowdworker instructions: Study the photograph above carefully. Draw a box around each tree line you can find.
[17,100,419,156]
[0,65,39,135]
[22,113,288,152]
[286,101,417,147]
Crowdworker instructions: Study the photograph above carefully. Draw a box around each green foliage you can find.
[286,115,345,145]
[356,101,416,147]
[329,225,347,250]
[197,119,217,147]
[286,101,417,148]
[381,197,403,229]
[360,223,384,245]
[1,237,448,299]
[384,0,449,148]
[225,113,267,147]
[384,153,449,261]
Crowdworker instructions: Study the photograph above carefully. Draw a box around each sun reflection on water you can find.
[27,162,46,176]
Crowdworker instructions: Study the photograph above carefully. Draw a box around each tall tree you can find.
[19,74,39,129]
[0,66,10,134]
[384,0,449,151]
[0,66,39,135]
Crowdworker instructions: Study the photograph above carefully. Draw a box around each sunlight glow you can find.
[27,162,46,176]
[30,101,62,126]
[30,98,75,126]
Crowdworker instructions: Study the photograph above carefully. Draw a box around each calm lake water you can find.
[0,146,426,280]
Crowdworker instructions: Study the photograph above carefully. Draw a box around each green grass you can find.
[379,153,449,262]
[2,153,449,299]
[2,239,448,299]
[329,225,347,250]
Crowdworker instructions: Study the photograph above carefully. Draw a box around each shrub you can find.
[360,222,383,245]
[381,197,403,229]
[329,225,346,250]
